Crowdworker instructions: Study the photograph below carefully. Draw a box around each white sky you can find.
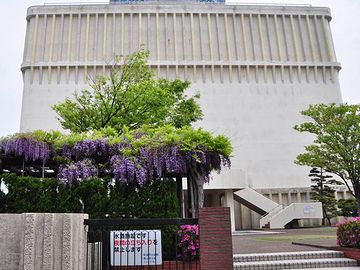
[0,0,359,137]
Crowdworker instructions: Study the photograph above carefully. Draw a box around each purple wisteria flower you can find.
[0,137,51,162]
[65,139,110,160]
[0,132,231,187]
[111,155,149,186]
[58,158,98,184]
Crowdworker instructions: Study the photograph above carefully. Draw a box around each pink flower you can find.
[177,225,199,260]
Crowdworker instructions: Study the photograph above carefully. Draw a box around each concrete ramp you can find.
[268,202,323,229]
[234,188,323,229]
[234,187,279,215]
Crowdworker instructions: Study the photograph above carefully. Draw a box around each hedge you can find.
[337,217,360,248]
[0,173,179,219]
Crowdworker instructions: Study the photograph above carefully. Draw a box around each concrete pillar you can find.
[268,191,273,200]
[224,189,236,232]
[0,213,88,270]
[287,191,292,205]
[343,190,348,200]
[0,214,23,270]
[297,191,302,202]
[278,192,283,205]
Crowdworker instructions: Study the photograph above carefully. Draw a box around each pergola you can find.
[0,127,231,218]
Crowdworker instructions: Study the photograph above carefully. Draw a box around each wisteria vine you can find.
[0,128,231,185]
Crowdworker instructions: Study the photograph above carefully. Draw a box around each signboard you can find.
[303,205,315,214]
[110,230,162,266]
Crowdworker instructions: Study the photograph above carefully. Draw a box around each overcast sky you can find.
[0,0,359,137]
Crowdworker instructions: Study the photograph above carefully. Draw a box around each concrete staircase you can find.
[233,250,360,269]
[234,187,323,229]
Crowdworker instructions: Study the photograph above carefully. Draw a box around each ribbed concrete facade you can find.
[0,213,88,270]
[20,2,342,228]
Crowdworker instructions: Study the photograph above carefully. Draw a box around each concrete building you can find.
[20,0,343,229]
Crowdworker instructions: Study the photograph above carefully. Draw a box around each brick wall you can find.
[199,207,233,270]
[332,247,360,263]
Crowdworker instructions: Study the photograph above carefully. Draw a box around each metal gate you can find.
[84,218,199,270]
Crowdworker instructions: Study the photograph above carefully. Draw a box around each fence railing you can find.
[84,218,199,270]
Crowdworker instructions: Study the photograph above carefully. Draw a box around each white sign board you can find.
[110,230,162,266]
[303,205,315,214]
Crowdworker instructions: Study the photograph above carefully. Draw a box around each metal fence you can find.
[85,218,199,270]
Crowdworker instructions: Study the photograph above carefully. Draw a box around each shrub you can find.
[177,224,199,260]
[338,199,358,217]
[0,174,179,219]
[337,217,360,247]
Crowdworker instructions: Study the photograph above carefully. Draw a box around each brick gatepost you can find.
[199,207,233,270]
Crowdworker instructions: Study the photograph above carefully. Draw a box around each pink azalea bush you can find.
[177,224,200,260]
[337,217,360,247]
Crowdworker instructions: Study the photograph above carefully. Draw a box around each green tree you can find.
[52,49,203,134]
[295,103,360,214]
[337,199,358,217]
[309,167,340,225]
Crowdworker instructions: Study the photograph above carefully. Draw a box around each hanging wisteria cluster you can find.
[61,139,111,159]
[109,145,231,186]
[111,155,148,186]
[58,159,98,183]
[0,127,232,185]
[0,137,51,162]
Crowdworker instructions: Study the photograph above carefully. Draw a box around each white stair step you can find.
[233,250,344,262]
[288,268,360,270]
[233,258,358,270]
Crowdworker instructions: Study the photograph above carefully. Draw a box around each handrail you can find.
[84,217,198,226]
[260,204,282,219]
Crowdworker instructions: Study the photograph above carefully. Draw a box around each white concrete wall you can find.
[20,3,342,191]
[0,213,88,270]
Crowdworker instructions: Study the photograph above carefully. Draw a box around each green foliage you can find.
[0,173,82,213]
[76,177,110,218]
[123,125,233,157]
[294,103,360,214]
[0,174,179,219]
[108,178,179,218]
[309,168,340,225]
[337,217,360,247]
[338,199,359,217]
[52,48,203,134]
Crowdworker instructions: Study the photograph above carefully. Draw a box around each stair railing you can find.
[259,204,283,228]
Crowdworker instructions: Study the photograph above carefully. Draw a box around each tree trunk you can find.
[357,197,360,217]
[353,183,360,216]
[187,176,195,218]
[176,176,184,218]
[187,165,205,218]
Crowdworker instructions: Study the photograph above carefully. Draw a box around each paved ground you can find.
[232,227,337,254]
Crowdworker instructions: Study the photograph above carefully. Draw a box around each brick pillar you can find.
[199,207,233,270]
